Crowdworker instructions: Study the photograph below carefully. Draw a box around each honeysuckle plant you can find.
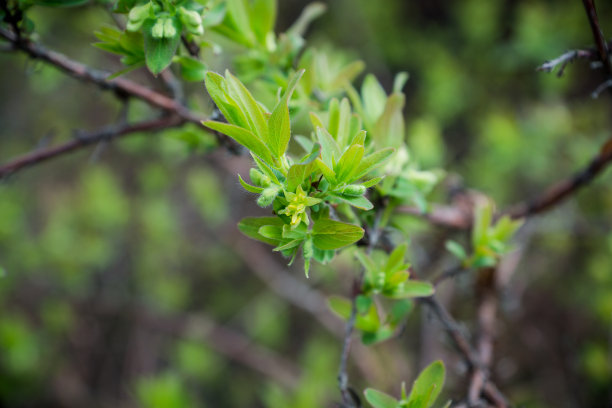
[0,0,532,405]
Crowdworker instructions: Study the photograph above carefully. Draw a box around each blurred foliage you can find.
[1,0,612,407]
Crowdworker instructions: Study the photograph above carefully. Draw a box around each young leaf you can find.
[406,360,445,408]
[445,240,467,261]
[251,0,276,44]
[238,217,286,246]
[238,174,264,194]
[385,281,434,299]
[352,147,395,181]
[225,70,269,141]
[143,18,182,75]
[286,145,320,192]
[175,56,207,82]
[335,144,365,183]
[362,74,387,127]
[327,295,352,320]
[204,72,249,129]
[373,93,405,149]
[312,218,364,250]
[363,388,399,408]
[203,121,275,165]
[268,70,305,159]
[329,193,373,210]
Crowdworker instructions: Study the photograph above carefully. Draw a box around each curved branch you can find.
[0,116,182,178]
[0,27,203,123]
[506,139,612,219]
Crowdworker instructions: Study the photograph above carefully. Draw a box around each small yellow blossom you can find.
[278,186,322,228]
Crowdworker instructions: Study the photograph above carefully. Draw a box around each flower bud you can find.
[163,17,177,38]
[126,3,151,32]
[179,7,204,35]
[257,186,279,207]
[151,19,165,38]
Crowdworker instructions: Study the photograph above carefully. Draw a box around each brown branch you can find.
[0,26,202,123]
[468,267,500,407]
[0,116,183,178]
[506,138,612,219]
[581,0,612,76]
[395,203,472,230]
[420,296,508,407]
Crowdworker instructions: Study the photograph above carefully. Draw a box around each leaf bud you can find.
[250,168,271,187]
[342,184,366,196]
[179,7,204,35]
[257,186,279,207]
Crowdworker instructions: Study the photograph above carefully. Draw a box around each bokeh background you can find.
[1,0,612,407]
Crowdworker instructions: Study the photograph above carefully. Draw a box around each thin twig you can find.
[0,116,182,178]
[537,48,597,77]
[420,296,509,407]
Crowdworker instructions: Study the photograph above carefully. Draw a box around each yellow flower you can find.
[278,186,322,228]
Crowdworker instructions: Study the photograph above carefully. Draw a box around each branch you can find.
[395,203,472,230]
[506,138,612,219]
[0,116,183,178]
[536,48,599,77]
[581,0,612,76]
[420,296,509,407]
[468,268,499,406]
[0,27,202,123]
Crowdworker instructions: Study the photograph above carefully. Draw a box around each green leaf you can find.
[204,72,249,129]
[226,0,255,45]
[352,147,395,181]
[316,158,337,185]
[362,74,387,127]
[316,127,341,169]
[335,144,364,183]
[286,145,320,191]
[472,201,493,248]
[373,93,405,149]
[203,121,275,164]
[268,70,305,159]
[238,174,264,194]
[385,243,408,274]
[445,240,467,260]
[251,0,276,44]
[406,360,445,408]
[385,281,434,299]
[238,217,286,246]
[364,388,399,408]
[356,295,373,314]
[327,295,351,320]
[175,56,208,82]
[312,218,364,250]
[143,18,182,75]
[225,70,269,140]
[329,193,373,210]
[362,327,394,345]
